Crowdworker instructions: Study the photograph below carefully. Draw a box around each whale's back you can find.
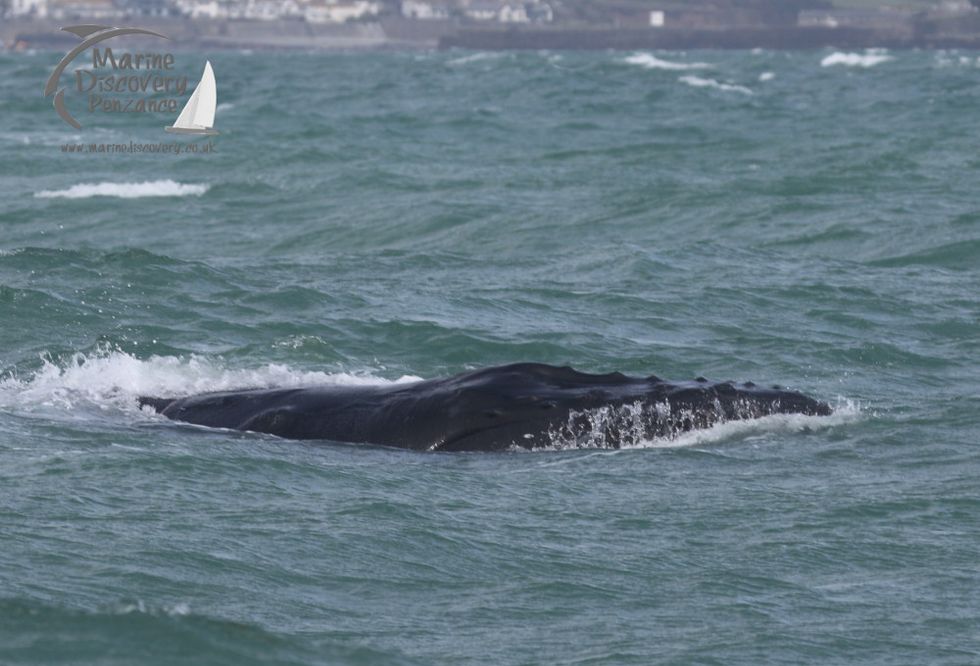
[138,363,831,451]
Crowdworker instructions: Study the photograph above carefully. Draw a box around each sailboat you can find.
[165,61,219,136]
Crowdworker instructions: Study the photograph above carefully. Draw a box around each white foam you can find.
[113,599,192,617]
[820,50,892,68]
[531,398,861,453]
[0,349,419,414]
[759,71,775,82]
[624,52,711,71]
[35,180,209,200]
[935,53,980,67]
[629,400,861,450]
[447,52,503,66]
[678,75,753,95]
[216,102,235,113]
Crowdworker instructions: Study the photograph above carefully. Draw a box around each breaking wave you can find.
[447,52,505,67]
[678,75,753,95]
[624,53,711,71]
[35,180,209,200]
[0,349,419,414]
[821,50,893,68]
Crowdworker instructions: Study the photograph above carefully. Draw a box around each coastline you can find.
[4,16,980,51]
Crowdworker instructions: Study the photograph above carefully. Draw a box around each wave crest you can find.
[679,75,753,95]
[35,180,209,199]
[624,53,711,71]
[821,51,892,68]
[0,349,419,414]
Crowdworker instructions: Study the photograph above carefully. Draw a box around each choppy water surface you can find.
[1,49,978,664]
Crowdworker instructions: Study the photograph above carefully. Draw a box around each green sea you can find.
[1,47,978,664]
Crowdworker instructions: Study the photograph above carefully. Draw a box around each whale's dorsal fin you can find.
[62,24,113,39]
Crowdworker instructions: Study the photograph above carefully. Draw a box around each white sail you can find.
[167,61,217,134]
[172,81,201,129]
[192,61,216,129]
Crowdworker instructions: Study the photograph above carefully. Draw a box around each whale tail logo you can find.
[44,24,169,129]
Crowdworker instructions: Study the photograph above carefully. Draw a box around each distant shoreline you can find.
[5,17,980,52]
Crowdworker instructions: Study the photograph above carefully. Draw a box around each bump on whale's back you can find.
[448,363,638,393]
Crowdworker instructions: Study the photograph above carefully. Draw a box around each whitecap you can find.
[624,52,711,71]
[821,50,892,68]
[0,349,420,414]
[759,71,775,82]
[34,180,209,199]
[447,52,502,67]
[678,75,753,95]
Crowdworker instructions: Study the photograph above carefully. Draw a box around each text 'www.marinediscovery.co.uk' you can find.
[60,140,216,155]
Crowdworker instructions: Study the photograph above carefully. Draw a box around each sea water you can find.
[1,49,978,664]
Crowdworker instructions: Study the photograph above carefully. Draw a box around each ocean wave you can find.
[0,597,409,666]
[821,50,893,68]
[678,75,753,95]
[447,52,504,67]
[34,180,209,200]
[759,71,775,82]
[0,349,420,414]
[935,53,980,67]
[624,53,711,71]
[867,238,980,270]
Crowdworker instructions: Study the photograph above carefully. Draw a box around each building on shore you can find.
[170,0,380,22]
[398,0,552,24]
[7,0,49,17]
[303,0,381,23]
[401,0,451,20]
[46,0,124,20]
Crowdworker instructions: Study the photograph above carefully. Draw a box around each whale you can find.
[139,363,832,452]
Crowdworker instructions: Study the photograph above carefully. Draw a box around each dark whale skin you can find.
[139,363,832,452]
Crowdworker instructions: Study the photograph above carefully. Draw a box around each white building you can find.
[499,2,527,23]
[464,0,496,21]
[460,1,551,24]
[400,0,450,20]
[304,0,380,23]
[527,2,552,23]
[244,0,300,20]
[173,0,231,19]
[9,0,49,16]
[47,0,122,19]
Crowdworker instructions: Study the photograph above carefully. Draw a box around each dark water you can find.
[1,48,978,664]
